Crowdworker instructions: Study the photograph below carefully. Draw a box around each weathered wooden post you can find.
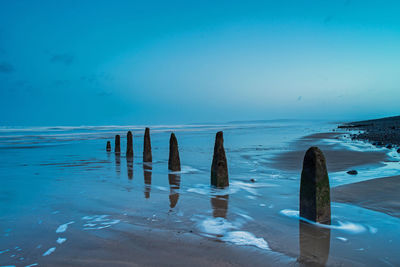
[106,141,111,152]
[143,128,152,162]
[168,133,181,171]
[211,131,229,187]
[300,147,331,224]
[126,131,133,158]
[115,135,121,154]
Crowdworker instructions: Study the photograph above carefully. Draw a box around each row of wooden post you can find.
[106,129,331,224]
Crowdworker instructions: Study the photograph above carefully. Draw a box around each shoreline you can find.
[1,120,400,266]
[339,116,400,147]
[269,127,400,220]
[269,131,389,173]
[332,175,400,218]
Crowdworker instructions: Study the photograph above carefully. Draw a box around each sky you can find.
[0,0,400,126]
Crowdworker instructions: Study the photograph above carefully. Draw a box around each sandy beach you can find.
[270,132,389,172]
[332,176,400,218]
[1,121,400,266]
[2,1,400,265]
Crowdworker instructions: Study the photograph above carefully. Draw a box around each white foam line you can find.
[280,209,367,234]
[221,231,270,250]
[56,221,74,233]
[42,247,56,256]
[57,237,66,244]
[0,249,10,254]
[155,186,168,191]
[169,166,201,174]
[100,219,120,225]
[83,225,111,230]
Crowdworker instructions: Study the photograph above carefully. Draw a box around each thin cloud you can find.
[81,72,115,84]
[50,53,74,65]
[324,15,334,24]
[97,91,112,96]
[0,62,14,73]
[52,80,70,87]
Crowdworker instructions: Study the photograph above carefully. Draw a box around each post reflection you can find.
[143,164,152,198]
[298,221,331,267]
[115,153,121,174]
[126,157,133,179]
[168,173,181,208]
[211,195,229,218]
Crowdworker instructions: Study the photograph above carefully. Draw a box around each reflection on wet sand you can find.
[127,157,133,179]
[211,195,229,218]
[143,164,152,198]
[168,173,181,208]
[115,153,121,174]
[298,221,331,267]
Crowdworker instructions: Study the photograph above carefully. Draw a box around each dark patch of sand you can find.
[272,149,387,172]
[270,132,388,172]
[39,226,293,267]
[332,175,400,218]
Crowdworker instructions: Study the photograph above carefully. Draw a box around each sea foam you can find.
[221,231,269,250]
[42,247,56,256]
[280,209,367,234]
[56,221,74,233]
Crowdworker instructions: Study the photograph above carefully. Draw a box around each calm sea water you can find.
[0,120,399,266]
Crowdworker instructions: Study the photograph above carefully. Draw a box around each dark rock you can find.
[115,135,121,154]
[126,131,133,158]
[300,147,331,224]
[398,148,400,153]
[143,128,152,162]
[250,178,256,183]
[168,133,181,171]
[106,141,111,152]
[386,144,393,149]
[347,170,358,175]
[211,131,229,187]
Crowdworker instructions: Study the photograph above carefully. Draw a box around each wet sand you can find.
[2,123,400,266]
[332,175,400,218]
[39,227,293,267]
[272,149,387,172]
[270,132,389,172]
[272,131,400,219]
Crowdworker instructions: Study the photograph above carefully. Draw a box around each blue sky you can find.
[1,0,400,125]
